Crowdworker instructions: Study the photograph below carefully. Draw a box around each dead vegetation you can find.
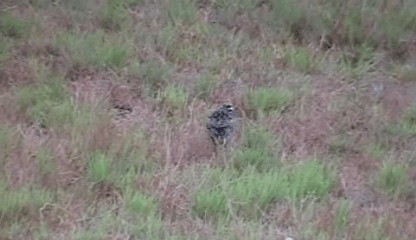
[0,0,416,239]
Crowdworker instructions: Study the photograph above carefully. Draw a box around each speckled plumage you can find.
[207,104,237,146]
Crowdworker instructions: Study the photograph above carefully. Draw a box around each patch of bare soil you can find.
[4,124,47,187]
[0,56,34,89]
[274,73,416,158]
[180,124,216,165]
[53,140,86,189]
[273,77,346,157]
[152,103,217,167]
[338,154,381,207]
[315,198,416,239]
[0,92,24,125]
[377,77,416,121]
[68,67,161,131]
[210,78,246,110]
[36,8,74,37]
[19,41,70,75]
[154,176,190,221]
[109,85,161,134]
[69,68,114,106]
[348,201,416,238]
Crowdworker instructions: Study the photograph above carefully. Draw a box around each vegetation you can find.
[376,162,410,199]
[245,88,294,118]
[0,0,415,239]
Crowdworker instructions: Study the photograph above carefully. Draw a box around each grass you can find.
[284,46,317,73]
[393,65,416,82]
[87,152,112,183]
[0,125,21,166]
[0,180,54,218]
[386,103,416,137]
[1,0,416,239]
[158,84,188,111]
[0,13,30,39]
[35,147,56,176]
[338,43,377,78]
[288,160,334,201]
[193,160,334,220]
[376,162,409,199]
[124,189,158,215]
[245,87,294,118]
[334,200,352,238]
[194,73,217,100]
[233,127,279,171]
[354,217,389,240]
[0,38,13,66]
[99,0,130,31]
[164,0,198,26]
[135,60,173,93]
[365,143,387,160]
[56,30,131,69]
[193,186,229,221]
[379,1,416,50]
[268,0,311,40]
[16,76,73,128]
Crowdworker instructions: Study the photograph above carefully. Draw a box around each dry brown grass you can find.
[0,1,416,239]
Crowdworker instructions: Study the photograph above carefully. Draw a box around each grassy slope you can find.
[0,0,416,239]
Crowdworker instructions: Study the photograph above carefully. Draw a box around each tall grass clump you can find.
[193,160,334,220]
[87,152,112,183]
[284,46,317,73]
[0,180,54,218]
[99,0,143,31]
[288,160,334,201]
[400,104,416,135]
[334,200,352,238]
[376,162,409,199]
[365,143,386,161]
[124,188,158,216]
[193,188,229,221]
[192,168,236,221]
[0,38,13,65]
[386,104,416,137]
[266,0,416,57]
[163,0,198,26]
[135,60,174,94]
[0,13,30,39]
[0,125,21,164]
[157,84,188,112]
[16,77,74,128]
[99,0,129,30]
[332,0,416,53]
[36,147,56,176]
[194,73,217,100]
[152,22,207,66]
[268,0,312,41]
[233,127,279,171]
[377,1,416,51]
[354,217,389,240]
[245,87,293,118]
[338,43,376,78]
[56,30,131,69]
[213,0,257,27]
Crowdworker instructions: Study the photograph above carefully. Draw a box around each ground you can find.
[0,0,416,239]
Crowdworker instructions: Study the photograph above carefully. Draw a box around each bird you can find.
[207,104,237,146]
